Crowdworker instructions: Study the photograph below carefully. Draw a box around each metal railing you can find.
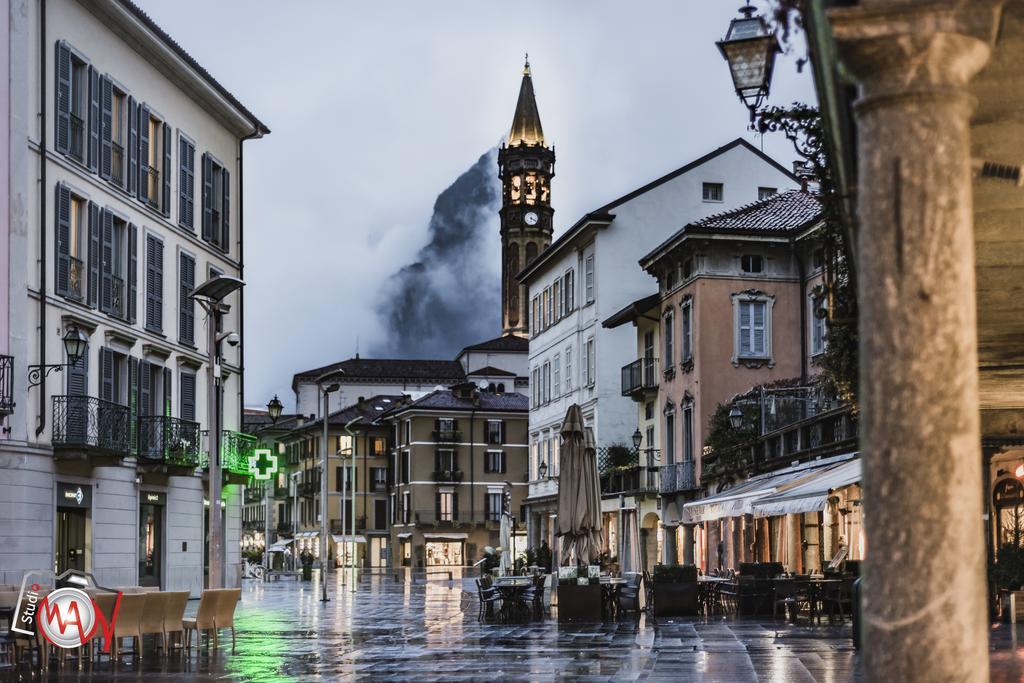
[201,430,260,475]
[68,256,84,301]
[143,165,160,208]
[431,430,461,443]
[432,469,463,483]
[274,485,289,498]
[660,460,698,493]
[0,355,13,416]
[414,510,490,526]
[69,114,85,161]
[299,478,321,496]
[621,357,658,396]
[601,465,659,496]
[111,142,124,186]
[137,415,201,467]
[110,276,125,318]
[52,395,131,454]
[330,518,366,534]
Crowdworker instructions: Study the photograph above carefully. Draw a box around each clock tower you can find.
[499,57,554,338]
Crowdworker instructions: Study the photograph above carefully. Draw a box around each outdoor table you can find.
[492,577,533,622]
[599,577,627,620]
[795,578,842,622]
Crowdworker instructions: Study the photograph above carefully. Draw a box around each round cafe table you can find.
[599,577,628,620]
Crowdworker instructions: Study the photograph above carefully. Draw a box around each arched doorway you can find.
[994,478,1024,551]
[641,511,661,571]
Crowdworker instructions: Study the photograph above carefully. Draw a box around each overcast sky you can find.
[136,0,817,409]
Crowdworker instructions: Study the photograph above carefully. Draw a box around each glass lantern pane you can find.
[728,17,762,40]
[725,41,769,93]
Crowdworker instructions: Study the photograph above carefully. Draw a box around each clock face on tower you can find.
[524,211,539,226]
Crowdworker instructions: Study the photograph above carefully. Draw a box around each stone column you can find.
[830,3,1002,680]
[662,524,677,565]
[681,524,695,565]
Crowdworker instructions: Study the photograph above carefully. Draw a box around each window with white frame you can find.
[532,295,540,336]
[530,438,539,480]
[402,491,411,524]
[683,402,694,462]
[811,294,828,356]
[681,299,693,362]
[486,492,504,521]
[543,361,551,403]
[438,491,454,521]
[553,279,562,321]
[584,255,595,303]
[663,309,674,368]
[531,367,539,406]
[758,186,777,200]
[732,293,774,362]
[585,338,595,386]
[564,269,575,311]
[702,182,723,202]
[544,286,553,328]
[552,434,560,476]
[552,354,560,399]
[484,450,506,474]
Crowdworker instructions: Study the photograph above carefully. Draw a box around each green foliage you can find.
[606,444,634,468]
[992,544,1024,591]
[704,402,757,460]
[653,564,698,583]
[755,103,858,408]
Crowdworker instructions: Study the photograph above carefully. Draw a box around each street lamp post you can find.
[263,395,283,581]
[189,275,244,590]
[27,325,89,387]
[318,380,341,603]
[345,417,363,594]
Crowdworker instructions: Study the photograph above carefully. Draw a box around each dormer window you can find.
[741,254,763,273]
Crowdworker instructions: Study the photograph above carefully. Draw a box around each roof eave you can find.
[516,212,615,285]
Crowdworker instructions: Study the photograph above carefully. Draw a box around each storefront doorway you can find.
[139,492,165,587]
[425,541,463,566]
[55,483,91,575]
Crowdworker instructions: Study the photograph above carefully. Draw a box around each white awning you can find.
[423,532,468,540]
[331,534,367,544]
[752,459,862,518]
[682,454,857,523]
[397,532,413,539]
[294,531,318,539]
[268,539,294,552]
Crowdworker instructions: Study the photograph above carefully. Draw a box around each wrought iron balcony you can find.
[431,430,462,443]
[274,485,289,498]
[660,460,699,494]
[137,415,201,468]
[110,142,125,186]
[244,486,265,504]
[143,165,160,209]
[52,395,131,455]
[200,430,260,475]
[432,469,463,483]
[621,357,659,398]
[69,114,85,161]
[110,276,125,318]
[0,355,13,416]
[67,256,84,301]
[299,478,321,496]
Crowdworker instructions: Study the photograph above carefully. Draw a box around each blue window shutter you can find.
[162,123,171,218]
[179,252,195,344]
[100,209,113,312]
[128,224,137,323]
[126,96,137,196]
[201,153,213,241]
[221,168,230,252]
[55,184,71,297]
[87,202,99,308]
[99,76,112,180]
[179,138,194,229]
[55,42,71,154]
[100,348,114,403]
[87,66,99,172]
[137,104,149,202]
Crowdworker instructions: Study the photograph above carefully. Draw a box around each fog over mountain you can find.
[374,148,503,359]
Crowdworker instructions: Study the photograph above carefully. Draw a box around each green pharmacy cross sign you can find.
[249,448,278,481]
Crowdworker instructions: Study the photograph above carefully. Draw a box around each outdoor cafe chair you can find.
[772,579,805,620]
[139,592,169,658]
[642,570,654,613]
[617,573,643,618]
[110,592,146,661]
[821,580,853,622]
[183,589,219,652]
[213,588,242,651]
[162,591,190,651]
[475,579,501,622]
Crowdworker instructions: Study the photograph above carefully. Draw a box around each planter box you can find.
[557,582,603,622]
[653,579,699,617]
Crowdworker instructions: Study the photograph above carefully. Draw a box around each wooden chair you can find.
[139,592,169,657]
[183,589,219,652]
[214,588,241,651]
[161,591,190,652]
[110,593,146,661]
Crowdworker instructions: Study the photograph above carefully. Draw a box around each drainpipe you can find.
[36,0,47,436]
[236,128,260,432]
[469,402,477,524]
[795,243,808,388]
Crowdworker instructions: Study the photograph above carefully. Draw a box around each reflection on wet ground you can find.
[13,573,1024,681]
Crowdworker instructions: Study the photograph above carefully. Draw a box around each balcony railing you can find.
[52,395,131,455]
[110,276,125,318]
[242,519,265,530]
[660,461,698,494]
[110,141,125,186]
[0,355,13,416]
[68,256,84,301]
[431,430,461,443]
[274,485,289,498]
[137,415,201,468]
[299,478,321,496]
[69,114,85,161]
[201,430,260,475]
[621,357,658,397]
[601,465,659,496]
[432,469,463,483]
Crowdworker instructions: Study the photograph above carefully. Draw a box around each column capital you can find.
[830,1,1004,102]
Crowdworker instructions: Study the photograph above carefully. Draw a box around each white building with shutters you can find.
[0,0,268,594]
[517,138,799,551]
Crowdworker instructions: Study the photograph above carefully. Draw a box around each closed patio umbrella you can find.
[556,404,603,566]
[499,510,513,575]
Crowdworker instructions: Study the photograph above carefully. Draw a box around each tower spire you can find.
[509,56,544,147]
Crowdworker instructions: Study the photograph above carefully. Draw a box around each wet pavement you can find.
[8,573,1024,681]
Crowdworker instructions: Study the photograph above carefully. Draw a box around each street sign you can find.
[249,448,278,480]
